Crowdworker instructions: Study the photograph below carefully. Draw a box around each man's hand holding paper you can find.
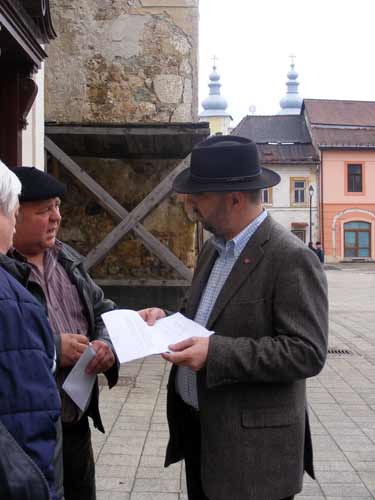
[138,307,166,325]
[162,336,209,372]
[138,308,210,371]
[101,309,213,365]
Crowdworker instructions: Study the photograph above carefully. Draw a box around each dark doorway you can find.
[344,221,371,258]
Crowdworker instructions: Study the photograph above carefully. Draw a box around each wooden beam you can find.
[44,123,209,160]
[84,156,190,270]
[44,137,193,281]
[45,123,210,136]
[133,228,193,281]
[45,136,126,219]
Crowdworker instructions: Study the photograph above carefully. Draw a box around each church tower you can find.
[278,57,303,115]
[199,60,232,135]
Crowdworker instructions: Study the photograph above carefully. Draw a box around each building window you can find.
[290,177,308,206]
[261,188,273,205]
[294,180,305,203]
[347,164,363,193]
[291,229,306,243]
[344,221,371,258]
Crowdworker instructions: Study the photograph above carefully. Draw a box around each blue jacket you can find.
[0,267,61,499]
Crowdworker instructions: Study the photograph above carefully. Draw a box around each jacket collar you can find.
[3,241,84,279]
[55,241,85,269]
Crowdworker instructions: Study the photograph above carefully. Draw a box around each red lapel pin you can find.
[243,258,251,265]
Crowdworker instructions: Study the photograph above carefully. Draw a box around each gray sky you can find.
[199,0,375,125]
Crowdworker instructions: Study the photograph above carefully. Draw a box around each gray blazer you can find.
[165,216,328,500]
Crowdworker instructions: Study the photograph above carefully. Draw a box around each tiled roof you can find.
[232,115,317,164]
[303,99,375,147]
[303,99,375,127]
[232,115,310,143]
[257,143,319,164]
[311,127,375,148]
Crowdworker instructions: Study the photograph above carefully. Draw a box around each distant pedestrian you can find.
[315,241,325,264]
[308,241,315,252]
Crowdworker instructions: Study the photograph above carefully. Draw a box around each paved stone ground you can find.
[92,264,375,500]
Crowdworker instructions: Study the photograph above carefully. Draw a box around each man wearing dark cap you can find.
[139,136,329,500]
[0,167,119,500]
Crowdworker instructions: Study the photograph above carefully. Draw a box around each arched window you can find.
[344,221,371,258]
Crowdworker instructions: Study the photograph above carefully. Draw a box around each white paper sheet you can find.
[101,310,213,364]
[62,344,97,412]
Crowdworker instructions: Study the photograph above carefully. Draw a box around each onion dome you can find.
[200,64,231,118]
[278,59,303,115]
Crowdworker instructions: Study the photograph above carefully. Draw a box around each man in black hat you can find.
[0,167,119,500]
[139,136,328,500]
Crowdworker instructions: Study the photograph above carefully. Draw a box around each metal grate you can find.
[328,347,354,356]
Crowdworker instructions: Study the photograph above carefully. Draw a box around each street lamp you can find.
[309,185,314,244]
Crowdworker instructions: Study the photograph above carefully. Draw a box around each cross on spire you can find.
[212,55,218,67]
[289,53,296,66]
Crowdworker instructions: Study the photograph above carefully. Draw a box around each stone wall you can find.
[45,0,201,291]
[45,0,199,123]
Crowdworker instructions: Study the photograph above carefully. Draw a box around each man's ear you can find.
[231,191,245,208]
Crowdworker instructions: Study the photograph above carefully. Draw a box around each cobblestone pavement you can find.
[93,264,375,500]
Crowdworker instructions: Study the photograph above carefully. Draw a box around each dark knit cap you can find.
[12,167,67,202]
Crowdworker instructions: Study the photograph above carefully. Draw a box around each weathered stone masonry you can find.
[46,0,199,123]
[45,1,201,297]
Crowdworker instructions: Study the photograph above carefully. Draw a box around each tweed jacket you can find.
[165,216,328,500]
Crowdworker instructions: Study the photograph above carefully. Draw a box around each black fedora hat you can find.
[173,135,280,193]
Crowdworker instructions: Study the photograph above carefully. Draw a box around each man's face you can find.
[13,197,61,256]
[185,192,231,238]
[0,204,19,254]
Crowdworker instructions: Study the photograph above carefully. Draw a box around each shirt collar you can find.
[214,209,268,258]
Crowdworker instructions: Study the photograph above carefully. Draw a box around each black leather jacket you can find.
[0,241,119,432]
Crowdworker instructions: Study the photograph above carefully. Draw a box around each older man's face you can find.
[0,204,19,254]
[13,197,61,257]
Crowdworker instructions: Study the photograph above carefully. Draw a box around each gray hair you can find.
[0,160,22,216]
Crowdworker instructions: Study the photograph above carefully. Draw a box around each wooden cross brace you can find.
[44,137,193,282]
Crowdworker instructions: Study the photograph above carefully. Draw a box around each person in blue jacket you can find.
[0,161,61,500]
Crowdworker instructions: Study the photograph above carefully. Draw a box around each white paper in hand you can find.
[62,344,96,412]
[101,310,213,364]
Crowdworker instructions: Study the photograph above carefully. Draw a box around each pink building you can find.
[304,99,375,262]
